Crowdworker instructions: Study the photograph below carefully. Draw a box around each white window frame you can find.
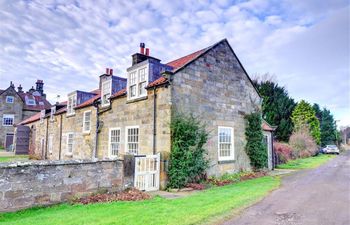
[48,134,53,154]
[40,110,45,123]
[50,106,56,122]
[127,65,148,100]
[125,126,139,155]
[109,128,121,158]
[25,97,36,106]
[6,96,14,104]
[66,132,74,155]
[218,126,234,161]
[101,79,112,107]
[83,110,92,133]
[67,93,77,116]
[2,114,14,126]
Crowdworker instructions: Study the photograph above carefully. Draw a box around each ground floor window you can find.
[66,133,74,155]
[126,126,139,154]
[109,128,121,157]
[218,126,234,161]
[48,135,53,154]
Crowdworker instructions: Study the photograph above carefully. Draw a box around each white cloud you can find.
[0,0,349,125]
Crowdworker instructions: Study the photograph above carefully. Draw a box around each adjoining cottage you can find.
[0,80,51,151]
[17,39,275,188]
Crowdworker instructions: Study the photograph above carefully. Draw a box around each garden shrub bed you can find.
[73,188,151,205]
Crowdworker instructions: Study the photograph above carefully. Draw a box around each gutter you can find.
[58,114,63,160]
[92,98,100,160]
[44,117,49,159]
[153,86,157,155]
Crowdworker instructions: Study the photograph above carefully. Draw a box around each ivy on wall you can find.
[245,113,268,169]
[168,114,209,189]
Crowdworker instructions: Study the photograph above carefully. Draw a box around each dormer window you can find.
[25,96,36,106]
[40,110,45,123]
[127,65,148,100]
[101,79,112,107]
[67,93,77,116]
[50,106,56,121]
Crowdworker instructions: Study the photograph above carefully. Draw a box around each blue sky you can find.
[0,0,349,126]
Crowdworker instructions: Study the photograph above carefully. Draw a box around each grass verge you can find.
[0,176,280,225]
[276,154,336,170]
[0,155,28,163]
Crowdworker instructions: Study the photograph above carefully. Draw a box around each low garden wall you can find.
[0,157,135,212]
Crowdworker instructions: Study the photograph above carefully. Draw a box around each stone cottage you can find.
[0,80,51,150]
[18,39,275,188]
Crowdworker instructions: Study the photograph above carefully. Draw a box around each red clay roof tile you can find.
[166,48,207,70]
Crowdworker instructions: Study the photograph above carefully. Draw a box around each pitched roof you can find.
[18,112,41,125]
[18,93,51,111]
[166,48,207,70]
[75,93,100,109]
[110,88,127,99]
[147,76,168,88]
[262,120,277,132]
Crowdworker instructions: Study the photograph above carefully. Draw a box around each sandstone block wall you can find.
[0,88,23,147]
[0,159,130,212]
[171,41,261,176]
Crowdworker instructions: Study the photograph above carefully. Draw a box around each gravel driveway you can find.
[222,151,350,225]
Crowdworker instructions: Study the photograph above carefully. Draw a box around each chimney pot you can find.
[140,43,145,54]
[110,69,113,75]
[145,48,150,56]
[106,68,110,74]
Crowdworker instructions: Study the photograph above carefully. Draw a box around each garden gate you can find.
[134,153,160,191]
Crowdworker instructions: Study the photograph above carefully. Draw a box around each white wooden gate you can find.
[134,153,160,191]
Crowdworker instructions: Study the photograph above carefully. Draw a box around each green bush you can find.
[245,113,268,169]
[292,100,321,145]
[168,114,209,188]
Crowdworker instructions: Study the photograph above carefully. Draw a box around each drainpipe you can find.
[271,132,275,170]
[92,99,100,160]
[44,117,49,159]
[153,86,157,155]
[58,114,63,160]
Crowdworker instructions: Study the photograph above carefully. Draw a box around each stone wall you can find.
[29,105,97,160]
[0,158,132,212]
[171,40,261,176]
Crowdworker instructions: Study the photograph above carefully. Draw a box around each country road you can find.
[222,151,350,225]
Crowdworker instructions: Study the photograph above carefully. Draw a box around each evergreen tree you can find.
[245,113,268,169]
[320,108,337,146]
[292,100,321,145]
[312,103,322,122]
[254,80,296,142]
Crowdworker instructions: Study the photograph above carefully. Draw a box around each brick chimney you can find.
[132,43,159,66]
[17,84,23,93]
[35,80,44,96]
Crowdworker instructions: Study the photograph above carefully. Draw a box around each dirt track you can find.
[222,151,350,225]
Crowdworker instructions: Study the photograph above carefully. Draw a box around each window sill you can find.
[65,153,73,157]
[126,96,148,104]
[218,159,235,164]
[83,131,91,135]
[66,114,75,118]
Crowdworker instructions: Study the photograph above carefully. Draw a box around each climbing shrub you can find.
[245,113,268,169]
[168,113,209,189]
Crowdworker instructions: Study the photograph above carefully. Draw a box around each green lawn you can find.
[0,176,280,225]
[0,155,28,163]
[276,154,336,170]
